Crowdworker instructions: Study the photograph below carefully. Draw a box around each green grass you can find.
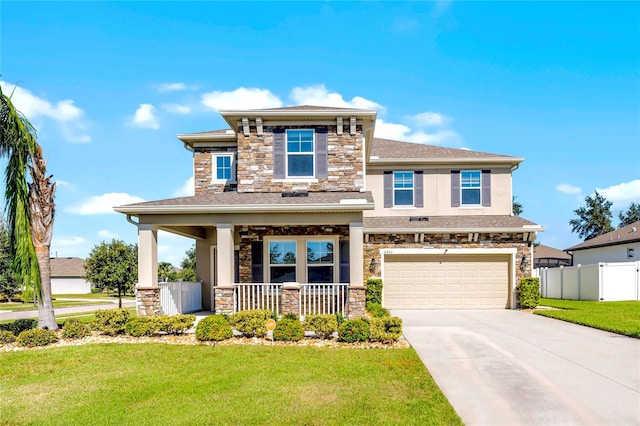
[53,293,135,300]
[0,299,113,311]
[536,298,640,338]
[0,307,137,325]
[0,344,462,425]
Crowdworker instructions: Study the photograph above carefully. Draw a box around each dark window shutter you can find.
[273,129,285,179]
[339,240,350,284]
[315,128,328,179]
[251,241,263,283]
[451,170,461,207]
[384,171,393,208]
[482,170,491,207]
[414,171,424,207]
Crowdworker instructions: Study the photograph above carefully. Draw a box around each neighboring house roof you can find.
[115,191,375,214]
[369,138,522,165]
[533,244,572,261]
[566,221,640,251]
[50,257,86,278]
[363,215,542,233]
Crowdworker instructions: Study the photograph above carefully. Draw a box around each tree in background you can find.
[0,215,20,301]
[85,239,137,308]
[158,261,177,282]
[512,196,523,216]
[178,245,196,281]
[618,202,640,228]
[1,85,57,329]
[569,191,614,241]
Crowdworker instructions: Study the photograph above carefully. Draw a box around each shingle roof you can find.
[566,221,640,251]
[370,138,520,161]
[50,257,86,278]
[534,244,572,260]
[363,215,541,232]
[244,105,371,112]
[115,191,375,214]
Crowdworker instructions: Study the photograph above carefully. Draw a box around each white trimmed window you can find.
[265,236,338,284]
[461,170,481,205]
[286,129,315,177]
[393,171,414,206]
[212,153,235,183]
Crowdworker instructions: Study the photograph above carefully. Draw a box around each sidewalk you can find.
[0,299,136,321]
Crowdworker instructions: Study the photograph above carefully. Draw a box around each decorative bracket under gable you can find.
[256,117,263,136]
[242,117,250,136]
[336,117,343,135]
[350,117,356,135]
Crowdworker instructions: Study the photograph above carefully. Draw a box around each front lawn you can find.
[0,344,462,425]
[535,298,640,338]
[0,299,113,311]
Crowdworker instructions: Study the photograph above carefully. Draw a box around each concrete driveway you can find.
[394,310,640,426]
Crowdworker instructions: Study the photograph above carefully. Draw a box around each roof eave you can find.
[114,202,376,215]
[219,109,378,132]
[368,157,524,166]
[364,225,545,234]
[566,238,640,252]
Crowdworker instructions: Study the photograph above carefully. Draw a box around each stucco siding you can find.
[572,242,640,265]
[51,278,91,294]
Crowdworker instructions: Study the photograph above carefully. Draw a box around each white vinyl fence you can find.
[536,261,640,301]
[159,281,202,315]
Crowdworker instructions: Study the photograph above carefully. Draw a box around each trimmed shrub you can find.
[154,314,195,335]
[366,277,383,306]
[196,315,233,341]
[281,312,299,321]
[338,318,371,343]
[2,318,38,335]
[230,309,270,337]
[518,277,540,309]
[305,314,338,339]
[370,316,403,343]
[366,302,390,318]
[273,318,304,342]
[61,318,91,339]
[92,309,131,335]
[125,317,156,337]
[17,328,58,347]
[0,330,16,345]
[335,312,346,327]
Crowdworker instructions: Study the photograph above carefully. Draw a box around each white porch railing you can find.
[159,281,202,315]
[300,283,348,317]
[234,283,282,314]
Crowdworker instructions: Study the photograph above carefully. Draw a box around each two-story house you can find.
[115,106,543,317]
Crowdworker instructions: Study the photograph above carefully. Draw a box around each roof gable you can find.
[566,220,640,251]
[50,257,86,277]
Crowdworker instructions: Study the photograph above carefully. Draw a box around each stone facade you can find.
[281,285,300,316]
[194,147,237,195]
[213,286,234,314]
[364,232,532,282]
[136,286,160,317]
[348,286,366,318]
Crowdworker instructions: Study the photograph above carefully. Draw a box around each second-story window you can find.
[212,153,235,183]
[461,170,481,205]
[286,129,314,177]
[394,171,414,206]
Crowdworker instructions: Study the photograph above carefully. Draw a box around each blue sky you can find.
[1,1,639,266]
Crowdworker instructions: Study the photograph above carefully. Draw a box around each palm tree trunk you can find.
[29,147,57,330]
[35,246,57,329]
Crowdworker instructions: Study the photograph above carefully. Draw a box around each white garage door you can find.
[383,254,509,309]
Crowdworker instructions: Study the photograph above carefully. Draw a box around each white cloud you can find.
[158,82,187,93]
[55,179,75,190]
[0,81,91,143]
[162,103,192,114]
[596,180,640,206]
[97,229,118,239]
[53,236,86,246]
[131,103,159,129]
[556,183,582,195]
[201,87,283,111]
[289,85,382,110]
[407,112,451,128]
[375,118,461,145]
[173,176,194,197]
[69,192,145,215]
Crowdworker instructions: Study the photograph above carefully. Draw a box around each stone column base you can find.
[348,286,366,319]
[214,286,234,314]
[136,286,160,317]
[281,285,300,316]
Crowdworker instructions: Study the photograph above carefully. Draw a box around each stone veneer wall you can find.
[364,232,532,281]
[233,125,364,194]
[136,287,161,317]
[194,147,237,195]
[237,225,350,284]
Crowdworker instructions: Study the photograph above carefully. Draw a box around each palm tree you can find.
[0,84,57,329]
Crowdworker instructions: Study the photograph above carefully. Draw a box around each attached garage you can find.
[382,249,516,309]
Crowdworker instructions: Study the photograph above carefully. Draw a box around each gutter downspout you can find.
[126,214,139,226]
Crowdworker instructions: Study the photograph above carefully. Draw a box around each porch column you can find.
[137,224,159,316]
[349,222,364,286]
[216,223,234,286]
